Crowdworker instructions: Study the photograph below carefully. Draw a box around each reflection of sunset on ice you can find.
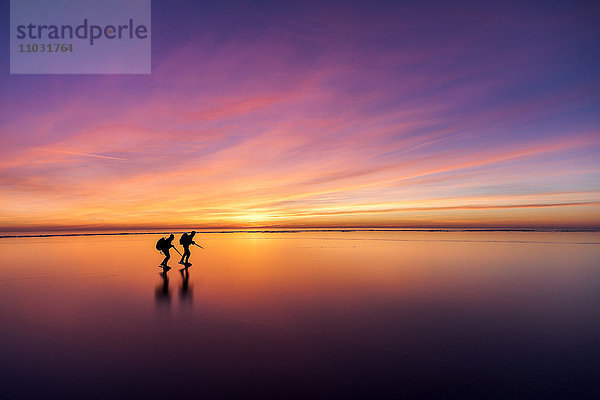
[1,231,599,397]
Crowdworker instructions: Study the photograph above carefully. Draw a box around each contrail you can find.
[35,148,128,161]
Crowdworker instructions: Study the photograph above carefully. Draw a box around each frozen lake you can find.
[1,230,598,398]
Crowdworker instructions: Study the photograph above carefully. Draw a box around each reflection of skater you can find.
[180,266,192,304]
[155,268,171,306]
[179,231,202,265]
[156,234,181,267]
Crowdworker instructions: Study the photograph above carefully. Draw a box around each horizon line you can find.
[2,223,600,233]
[2,227,600,239]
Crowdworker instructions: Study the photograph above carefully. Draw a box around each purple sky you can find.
[0,0,599,231]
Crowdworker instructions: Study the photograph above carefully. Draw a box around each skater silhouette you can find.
[155,234,181,267]
[179,231,202,266]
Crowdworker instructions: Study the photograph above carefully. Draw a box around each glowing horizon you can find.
[1,1,599,232]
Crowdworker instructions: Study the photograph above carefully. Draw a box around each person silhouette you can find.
[156,234,178,267]
[179,231,200,266]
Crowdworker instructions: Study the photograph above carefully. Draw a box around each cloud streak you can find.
[34,148,129,161]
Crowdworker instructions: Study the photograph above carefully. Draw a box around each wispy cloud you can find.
[34,148,129,161]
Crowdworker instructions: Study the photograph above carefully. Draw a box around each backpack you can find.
[179,233,189,246]
[156,237,167,251]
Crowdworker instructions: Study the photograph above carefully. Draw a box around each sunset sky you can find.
[1,0,599,231]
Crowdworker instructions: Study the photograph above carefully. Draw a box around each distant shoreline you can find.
[1,228,599,239]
